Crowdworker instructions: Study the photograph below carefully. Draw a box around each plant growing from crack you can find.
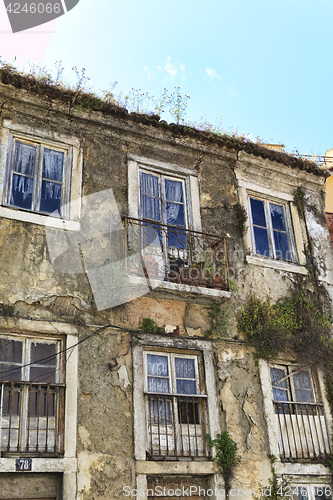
[293,186,306,218]
[206,431,242,498]
[139,318,164,334]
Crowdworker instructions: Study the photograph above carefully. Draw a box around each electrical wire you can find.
[0,322,127,379]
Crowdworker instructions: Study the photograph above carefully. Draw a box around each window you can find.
[140,170,187,230]
[0,336,65,456]
[143,350,209,459]
[248,196,297,262]
[3,133,72,218]
[270,365,316,409]
[269,364,330,459]
[139,169,188,251]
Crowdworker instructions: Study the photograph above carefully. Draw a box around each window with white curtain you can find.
[3,133,72,218]
[140,170,187,228]
[144,351,203,425]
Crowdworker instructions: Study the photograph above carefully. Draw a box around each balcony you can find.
[123,217,230,292]
[274,401,331,460]
[146,393,210,460]
[0,381,65,456]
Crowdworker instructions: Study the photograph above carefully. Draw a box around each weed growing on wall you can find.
[139,318,164,334]
[293,186,306,218]
[207,431,242,498]
[234,202,248,236]
[237,291,333,410]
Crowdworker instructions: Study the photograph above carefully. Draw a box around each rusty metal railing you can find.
[123,217,230,290]
[0,381,65,456]
[146,393,209,460]
[273,401,330,459]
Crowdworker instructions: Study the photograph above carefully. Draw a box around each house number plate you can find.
[16,458,32,471]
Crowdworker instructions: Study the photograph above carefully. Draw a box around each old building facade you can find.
[0,69,332,500]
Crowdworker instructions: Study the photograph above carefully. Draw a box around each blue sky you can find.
[0,0,332,155]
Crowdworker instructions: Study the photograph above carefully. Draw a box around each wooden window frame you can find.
[3,132,72,219]
[248,195,298,263]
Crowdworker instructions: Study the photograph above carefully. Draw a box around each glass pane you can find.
[175,358,195,378]
[141,172,160,196]
[270,367,290,402]
[166,202,185,227]
[178,399,200,424]
[270,203,286,231]
[30,366,56,383]
[42,148,64,181]
[273,231,291,261]
[250,198,266,227]
[147,354,169,376]
[271,367,288,388]
[147,376,170,393]
[293,370,312,390]
[272,387,289,401]
[149,396,172,424]
[13,142,36,176]
[29,388,55,417]
[10,174,33,210]
[165,179,184,203]
[0,362,22,381]
[0,339,22,363]
[167,227,187,251]
[141,195,161,221]
[176,379,197,395]
[293,371,315,403]
[3,387,20,415]
[31,343,56,366]
[142,222,163,247]
[40,180,62,214]
[253,226,270,256]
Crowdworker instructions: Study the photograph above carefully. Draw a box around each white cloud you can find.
[144,57,187,84]
[164,56,178,77]
[205,67,221,80]
[157,56,186,82]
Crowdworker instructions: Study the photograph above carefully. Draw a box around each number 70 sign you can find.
[4,0,80,33]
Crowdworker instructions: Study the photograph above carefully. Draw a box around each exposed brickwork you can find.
[325,212,333,245]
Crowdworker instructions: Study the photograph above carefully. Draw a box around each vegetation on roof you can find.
[0,61,327,177]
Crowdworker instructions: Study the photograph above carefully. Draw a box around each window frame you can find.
[0,335,64,384]
[143,351,203,396]
[128,154,202,233]
[270,364,318,405]
[0,333,65,457]
[139,169,189,229]
[3,132,72,219]
[248,194,298,263]
[133,336,220,462]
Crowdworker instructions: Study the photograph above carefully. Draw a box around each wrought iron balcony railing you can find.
[123,217,230,290]
[146,393,209,460]
[273,401,330,460]
[0,381,65,456]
